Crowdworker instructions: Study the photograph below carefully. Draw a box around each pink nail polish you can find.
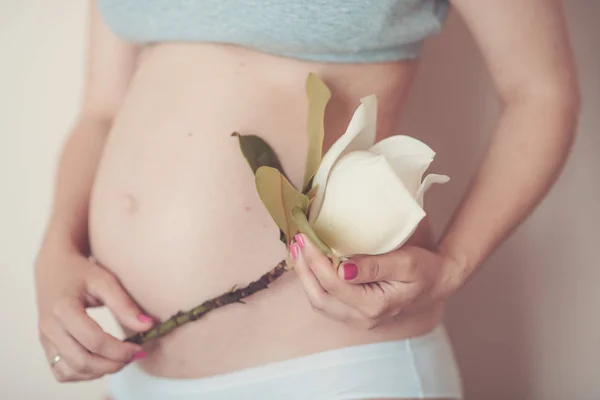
[137,314,153,324]
[290,243,299,260]
[294,234,305,249]
[132,351,146,361]
[343,263,358,280]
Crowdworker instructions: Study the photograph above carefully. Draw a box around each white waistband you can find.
[108,325,463,400]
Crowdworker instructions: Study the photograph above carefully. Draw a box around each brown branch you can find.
[124,260,289,345]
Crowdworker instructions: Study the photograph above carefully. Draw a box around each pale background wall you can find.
[1,1,598,399]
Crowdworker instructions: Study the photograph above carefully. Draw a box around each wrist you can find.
[39,221,89,259]
[435,247,473,299]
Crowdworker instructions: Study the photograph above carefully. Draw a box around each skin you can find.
[34,0,579,399]
[291,0,581,338]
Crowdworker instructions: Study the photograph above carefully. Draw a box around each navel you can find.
[121,193,139,214]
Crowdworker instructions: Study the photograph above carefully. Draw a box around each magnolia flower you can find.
[308,95,449,257]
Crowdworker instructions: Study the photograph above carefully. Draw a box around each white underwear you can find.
[107,325,463,400]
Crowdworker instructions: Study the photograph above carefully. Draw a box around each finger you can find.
[297,235,402,322]
[388,279,431,309]
[339,247,422,284]
[41,328,123,381]
[292,242,362,322]
[87,267,154,332]
[50,355,97,383]
[56,298,142,363]
[296,235,369,309]
[40,335,95,383]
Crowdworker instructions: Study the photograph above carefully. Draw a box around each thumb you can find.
[88,268,155,332]
[338,250,416,284]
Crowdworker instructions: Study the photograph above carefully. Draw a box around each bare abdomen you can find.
[88,43,440,378]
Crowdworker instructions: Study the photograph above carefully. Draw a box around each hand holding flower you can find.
[281,74,455,328]
[291,234,462,329]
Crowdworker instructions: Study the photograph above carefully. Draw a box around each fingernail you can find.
[294,234,305,249]
[342,263,358,280]
[137,314,153,324]
[290,243,299,260]
[132,351,146,361]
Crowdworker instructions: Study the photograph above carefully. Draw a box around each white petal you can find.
[369,135,436,196]
[312,151,426,257]
[309,95,378,223]
[415,173,450,207]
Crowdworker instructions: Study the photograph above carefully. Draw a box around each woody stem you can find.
[124,260,289,345]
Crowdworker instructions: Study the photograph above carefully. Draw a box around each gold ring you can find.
[50,354,62,367]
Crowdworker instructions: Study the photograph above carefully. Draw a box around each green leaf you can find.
[302,73,331,192]
[291,206,332,255]
[232,132,290,243]
[232,132,287,178]
[306,183,319,200]
[279,229,287,244]
[255,167,310,245]
[305,184,319,214]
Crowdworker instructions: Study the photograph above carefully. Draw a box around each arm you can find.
[438,0,580,285]
[42,1,138,255]
[288,0,580,328]
[35,1,152,383]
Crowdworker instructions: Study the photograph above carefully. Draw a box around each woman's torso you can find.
[89,2,447,380]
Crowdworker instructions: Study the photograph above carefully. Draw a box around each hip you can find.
[126,258,445,378]
[107,324,462,400]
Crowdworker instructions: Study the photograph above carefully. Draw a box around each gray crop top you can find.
[97,0,449,63]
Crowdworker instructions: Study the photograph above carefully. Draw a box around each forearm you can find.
[438,94,580,283]
[41,116,111,255]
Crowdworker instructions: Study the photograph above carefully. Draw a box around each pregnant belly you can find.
[88,44,439,378]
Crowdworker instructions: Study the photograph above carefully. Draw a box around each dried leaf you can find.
[232,132,287,178]
[255,167,309,245]
[306,184,319,200]
[279,229,287,245]
[302,73,331,192]
[291,206,332,255]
